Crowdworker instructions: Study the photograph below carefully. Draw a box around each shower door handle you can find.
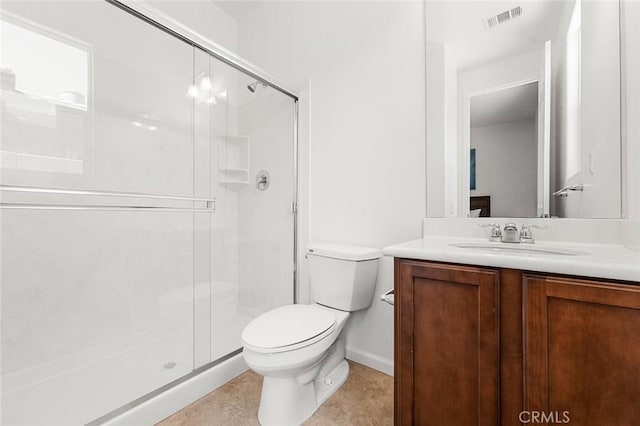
[380,289,394,306]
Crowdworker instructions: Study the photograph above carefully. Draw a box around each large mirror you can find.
[426,0,621,218]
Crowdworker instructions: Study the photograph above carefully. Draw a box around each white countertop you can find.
[382,236,640,282]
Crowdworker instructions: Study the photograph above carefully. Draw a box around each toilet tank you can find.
[306,243,381,312]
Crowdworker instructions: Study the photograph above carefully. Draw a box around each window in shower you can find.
[1,17,89,109]
[1,13,90,177]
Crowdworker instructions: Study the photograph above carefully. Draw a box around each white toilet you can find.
[241,242,381,425]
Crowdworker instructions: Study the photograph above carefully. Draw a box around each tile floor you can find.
[157,361,393,425]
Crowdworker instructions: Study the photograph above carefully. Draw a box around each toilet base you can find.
[314,358,349,407]
[257,359,350,426]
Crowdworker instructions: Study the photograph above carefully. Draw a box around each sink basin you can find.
[449,242,590,256]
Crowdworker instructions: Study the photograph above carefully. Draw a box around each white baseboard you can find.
[105,354,248,426]
[346,347,394,377]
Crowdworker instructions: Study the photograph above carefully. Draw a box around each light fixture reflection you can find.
[200,76,213,91]
[187,76,226,104]
[187,84,199,98]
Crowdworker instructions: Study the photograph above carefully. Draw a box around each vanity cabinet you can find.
[523,275,640,426]
[394,259,640,426]
[394,260,500,426]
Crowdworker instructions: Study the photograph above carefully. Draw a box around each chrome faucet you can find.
[479,222,549,244]
[501,223,520,243]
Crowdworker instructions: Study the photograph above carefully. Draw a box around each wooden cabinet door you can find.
[523,275,640,425]
[395,259,500,426]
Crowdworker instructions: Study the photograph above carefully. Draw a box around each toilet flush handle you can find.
[380,289,394,306]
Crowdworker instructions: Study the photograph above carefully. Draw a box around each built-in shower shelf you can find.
[219,168,249,173]
[219,168,249,188]
[220,181,248,189]
[218,135,249,189]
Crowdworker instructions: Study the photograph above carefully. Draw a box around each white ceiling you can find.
[471,81,538,128]
[426,0,573,70]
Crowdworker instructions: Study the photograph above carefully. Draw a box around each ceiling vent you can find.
[484,6,523,29]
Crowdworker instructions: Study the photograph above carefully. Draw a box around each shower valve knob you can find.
[256,170,270,191]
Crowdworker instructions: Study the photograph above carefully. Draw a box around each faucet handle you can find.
[477,223,502,242]
[503,222,518,231]
[519,224,549,244]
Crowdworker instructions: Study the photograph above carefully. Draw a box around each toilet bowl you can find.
[241,243,381,426]
[242,304,350,425]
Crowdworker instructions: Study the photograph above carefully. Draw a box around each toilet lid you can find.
[242,304,336,350]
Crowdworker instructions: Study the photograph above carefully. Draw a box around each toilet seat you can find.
[242,304,337,354]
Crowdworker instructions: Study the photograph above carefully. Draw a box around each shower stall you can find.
[0,1,298,424]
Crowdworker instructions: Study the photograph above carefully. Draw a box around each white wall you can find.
[426,41,458,217]
[622,0,640,220]
[235,1,426,374]
[457,50,543,96]
[426,42,446,217]
[444,49,459,218]
[471,119,538,217]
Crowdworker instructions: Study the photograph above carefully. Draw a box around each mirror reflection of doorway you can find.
[469,81,539,217]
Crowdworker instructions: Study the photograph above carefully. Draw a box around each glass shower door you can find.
[1,1,211,423]
[207,55,296,362]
